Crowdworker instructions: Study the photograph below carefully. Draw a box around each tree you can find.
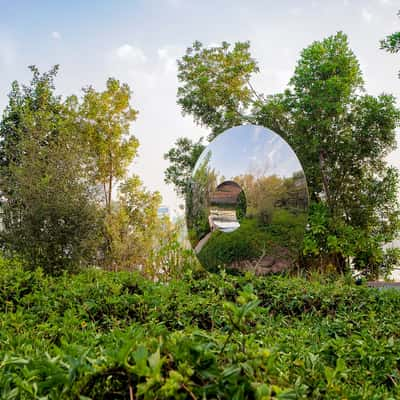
[380,10,400,77]
[79,78,165,269]
[0,67,101,273]
[0,66,62,183]
[0,68,169,274]
[166,33,400,276]
[79,78,139,211]
[164,137,205,197]
[185,151,218,246]
[165,41,259,196]
[104,175,162,270]
[177,41,260,140]
[256,32,400,274]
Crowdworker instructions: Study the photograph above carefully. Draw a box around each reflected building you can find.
[209,181,243,233]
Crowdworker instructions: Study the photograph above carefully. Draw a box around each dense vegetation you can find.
[198,212,307,273]
[0,67,163,274]
[381,10,400,77]
[165,32,400,277]
[1,257,400,399]
[1,11,400,399]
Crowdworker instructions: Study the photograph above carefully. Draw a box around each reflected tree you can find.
[186,151,218,246]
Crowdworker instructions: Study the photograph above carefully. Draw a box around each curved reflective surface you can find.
[186,125,309,274]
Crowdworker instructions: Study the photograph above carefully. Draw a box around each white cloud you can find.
[378,0,392,5]
[157,47,168,60]
[107,45,180,92]
[157,46,179,74]
[51,31,61,40]
[115,44,147,64]
[362,8,373,23]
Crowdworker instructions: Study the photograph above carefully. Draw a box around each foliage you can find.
[235,173,307,223]
[186,150,218,246]
[144,217,201,281]
[103,175,162,269]
[79,77,139,210]
[302,202,398,279]
[0,66,56,172]
[198,212,307,273]
[164,136,205,197]
[78,78,165,269]
[177,41,260,140]
[0,66,102,274]
[0,67,165,273]
[164,41,260,196]
[256,32,400,273]
[166,33,400,276]
[197,219,263,272]
[2,257,400,398]
[380,10,400,77]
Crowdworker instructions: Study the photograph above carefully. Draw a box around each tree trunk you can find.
[108,174,112,212]
[103,181,108,209]
[319,150,332,212]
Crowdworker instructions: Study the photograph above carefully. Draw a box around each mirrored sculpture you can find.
[186,125,309,274]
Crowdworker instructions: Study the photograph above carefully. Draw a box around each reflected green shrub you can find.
[198,210,308,272]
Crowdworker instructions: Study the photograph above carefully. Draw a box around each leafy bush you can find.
[303,202,400,278]
[197,219,265,271]
[198,212,307,272]
[1,257,400,398]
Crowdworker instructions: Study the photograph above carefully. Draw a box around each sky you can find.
[194,125,304,181]
[0,0,399,217]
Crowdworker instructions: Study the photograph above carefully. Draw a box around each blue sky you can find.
[194,125,304,183]
[0,0,399,215]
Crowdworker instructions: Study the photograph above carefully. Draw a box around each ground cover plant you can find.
[1,257,400,399]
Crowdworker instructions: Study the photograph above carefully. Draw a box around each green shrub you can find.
[1,256,400,399]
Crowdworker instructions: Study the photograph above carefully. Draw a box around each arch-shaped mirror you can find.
[186,125,309,274]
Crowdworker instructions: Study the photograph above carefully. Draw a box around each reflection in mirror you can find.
[209,181,245,233]
[186,125,309,274]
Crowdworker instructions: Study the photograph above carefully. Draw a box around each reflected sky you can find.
[193,125,304,182]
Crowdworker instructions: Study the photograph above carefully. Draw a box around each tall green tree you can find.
[0,66,61,178]
[104,175,162,270]
[164,137,205,197]
[0,66,101,273]
[380,10,400,77]
[165,41,259,194]
[256,32,400,274]
[177,41,260,140]
[79,78,165,269]
[80,78,139,211]
[166,33,400,276]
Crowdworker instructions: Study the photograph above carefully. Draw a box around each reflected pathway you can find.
[195,231,213,254]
